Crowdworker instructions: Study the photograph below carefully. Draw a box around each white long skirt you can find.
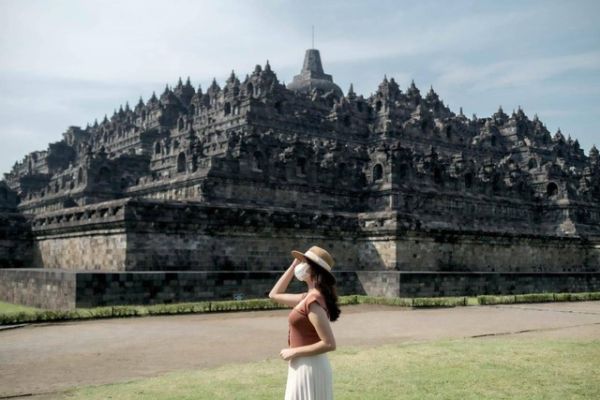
[284,353,333,400]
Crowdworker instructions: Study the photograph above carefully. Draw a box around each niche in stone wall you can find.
[224,102,231,116]
[155,142,161,155]
[343,115,351,127]
[398,164,408,178]
[546,182,558,197]
[433,167,443,184]
[296,157,307,176]
[338,162,347,179]
[492,175,501,192]
[177,152,186,173]
[464,172,473,188]
[95,167,111,183]
[528,158,537,169]
[373,163,383,182]
[375,100,382,113]
[252,151,265,171]
[274,101,283,114]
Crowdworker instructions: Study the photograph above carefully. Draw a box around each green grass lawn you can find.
[50,336,600,400]
[0,300,42,315]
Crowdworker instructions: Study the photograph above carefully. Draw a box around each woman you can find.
[268,245,341,400]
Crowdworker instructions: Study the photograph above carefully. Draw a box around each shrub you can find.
[412,297,466,307]
[515,293,555,303]
[553,293,574,302]
[338,295,359,305]
[565,292,600,301]
[1,291,599,325]
[477,295,516,305]
[358,296,410,307]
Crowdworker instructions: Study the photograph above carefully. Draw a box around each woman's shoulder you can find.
[305,289,327,311]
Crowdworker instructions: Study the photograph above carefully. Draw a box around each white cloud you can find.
[432,51,600,92]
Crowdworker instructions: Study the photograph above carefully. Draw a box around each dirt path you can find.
[1,301,599,399]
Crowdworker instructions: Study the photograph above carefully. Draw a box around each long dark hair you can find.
[306,258,341,322]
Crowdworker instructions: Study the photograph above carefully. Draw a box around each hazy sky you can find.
[1,0,599,175]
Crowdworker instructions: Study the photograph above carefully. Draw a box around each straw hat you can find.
[291,245,336,282]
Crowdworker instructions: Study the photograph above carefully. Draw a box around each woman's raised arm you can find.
[268,258,305,307]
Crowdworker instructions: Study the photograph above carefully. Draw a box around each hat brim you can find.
[291,250,306,261]
[291,249,336,283]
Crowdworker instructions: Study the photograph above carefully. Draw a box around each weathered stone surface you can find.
[0,269,76,309]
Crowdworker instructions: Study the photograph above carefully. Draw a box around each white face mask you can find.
[294,262,310,282]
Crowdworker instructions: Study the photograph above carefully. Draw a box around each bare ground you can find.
[1,301,599,399]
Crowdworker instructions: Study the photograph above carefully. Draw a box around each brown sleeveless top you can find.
[288,290,329,348]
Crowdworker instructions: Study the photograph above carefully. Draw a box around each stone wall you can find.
[125,232,359,271]
[394,232,598,272]
[356,271,600,298]
[2,268,599,310]
[28,199,128,270]
[0,269,76,309]
[33,230,127,271]
[25,198,600,273]
[0,268,363,309]
[395,271,600,297]
[28,198,365,271]
[74,270,363,308]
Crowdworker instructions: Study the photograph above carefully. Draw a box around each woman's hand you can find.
[280,348,297,361]
[267,256,305,307]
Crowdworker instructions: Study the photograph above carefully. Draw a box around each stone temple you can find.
[1,49,599,310]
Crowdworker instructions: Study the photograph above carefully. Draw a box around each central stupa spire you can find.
[286,48,343,97]
[302,49,325,77]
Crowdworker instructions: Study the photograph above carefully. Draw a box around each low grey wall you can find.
[0,269,75,309]
[0,269,363,309]
[2,269,600,310]
[74,270,363,308]
[395,271,600,297]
